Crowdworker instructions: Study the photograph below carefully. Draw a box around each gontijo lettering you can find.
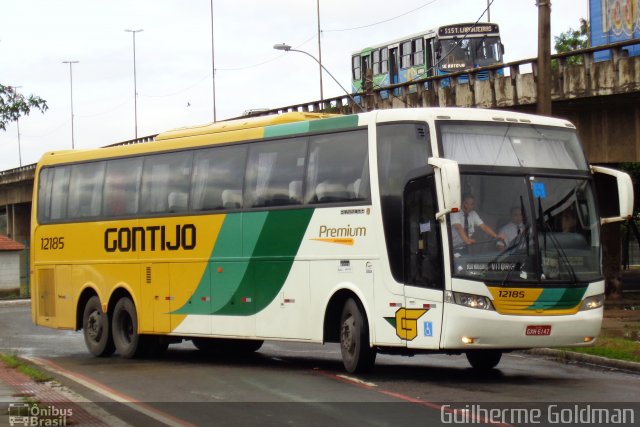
[104,224,196,252]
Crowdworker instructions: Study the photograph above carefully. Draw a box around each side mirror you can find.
[428,157,461,220]
[591,165,634,224]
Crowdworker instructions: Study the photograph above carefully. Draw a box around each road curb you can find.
[525,348,640,373]
[0,299,30,307]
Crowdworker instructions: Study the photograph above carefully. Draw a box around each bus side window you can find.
[245,137,307,208]
[305,129,370,205]
[140,152,193,214]
[190,145,247,211]
[103,158,143,217]
[404,176,443,288]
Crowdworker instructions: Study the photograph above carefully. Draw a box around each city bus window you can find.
[191,145,247,211]
[352,55,361,80]
[305,129,369,204]
[372,50,381,75]
[102,157,143,217]
[245,137,307,208]
[140,152,193,214]
[37,168,53,222]
[381,47,389,73]
[68,162,106,219]
[50,166,71,221]
[400,41,412,68]
[413,38,424,66]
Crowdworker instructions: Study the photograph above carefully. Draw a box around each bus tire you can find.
[340,298,376,373]
[466,350,502,370]
[82,296,115,357]
[112,297,143,358]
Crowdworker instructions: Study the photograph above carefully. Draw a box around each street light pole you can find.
[316,0,324,102]
[273,43,363,112]
[210,0,217,122]
[62,60,79,149]
[125,29,143,138]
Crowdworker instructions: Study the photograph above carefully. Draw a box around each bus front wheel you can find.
[466,350,502,370]
[340,298,376,373]
[112,297,143,358]
[82,296,115,357]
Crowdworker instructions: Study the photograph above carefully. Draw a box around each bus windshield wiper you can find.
[537,199,578,283]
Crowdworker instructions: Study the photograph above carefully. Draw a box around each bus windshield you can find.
[448,174,600,283]
[439,36,502,70]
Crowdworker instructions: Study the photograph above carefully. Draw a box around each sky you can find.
[0,0,590,171]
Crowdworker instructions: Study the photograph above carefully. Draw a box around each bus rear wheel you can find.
[112,297,143,358]
[340,298,376,373]
[466,350,502,370]
[82,296,115,357]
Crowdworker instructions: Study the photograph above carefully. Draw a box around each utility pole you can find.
[317,0,324,103]
[125,29,143,139]
[210,0,217,122]
[536,0,552,116]
[62,60,79,149]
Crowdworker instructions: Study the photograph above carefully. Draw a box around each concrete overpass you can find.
[1,39,639,248]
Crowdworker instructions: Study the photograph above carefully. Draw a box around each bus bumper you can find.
[440,303,603,349]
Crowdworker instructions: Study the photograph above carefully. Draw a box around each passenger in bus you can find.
[451,193,504,249]
[561,207,577,233]
[497,206,525,250]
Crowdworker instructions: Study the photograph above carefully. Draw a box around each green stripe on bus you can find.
[173,209,314,316]
[263,115,359,138]
[527,287,587,311]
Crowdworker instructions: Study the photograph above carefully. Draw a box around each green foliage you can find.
[0,84,48,131]
[553,18,589,67]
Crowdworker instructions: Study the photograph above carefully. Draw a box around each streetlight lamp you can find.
[62,60,79,149]
[273,43,363,112]
[125,29,143,138]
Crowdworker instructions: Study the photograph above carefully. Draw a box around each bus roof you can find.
[155,111,338,141]
[36,112,338,166]
[35,108,576,167]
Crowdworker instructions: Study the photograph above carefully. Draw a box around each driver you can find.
[451,193,504,248]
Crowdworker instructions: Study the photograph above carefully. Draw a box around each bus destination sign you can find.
[439,24,499,37]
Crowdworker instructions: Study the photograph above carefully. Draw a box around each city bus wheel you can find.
[112,297,143,358]
[82,296,115,357]
[465,350,502,370]
[340,298,376,373]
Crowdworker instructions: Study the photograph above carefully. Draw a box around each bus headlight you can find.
[445,291,495,311]
[580,294,604,311]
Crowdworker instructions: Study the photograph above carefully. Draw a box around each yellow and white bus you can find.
[31,108,633,373]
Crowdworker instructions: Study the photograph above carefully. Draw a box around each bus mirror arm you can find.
[428,157,461,221]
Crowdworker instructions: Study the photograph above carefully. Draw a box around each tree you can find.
[0,84,48,131]
[553,18,589,67]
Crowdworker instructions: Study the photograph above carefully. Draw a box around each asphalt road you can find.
[1,301,639,426]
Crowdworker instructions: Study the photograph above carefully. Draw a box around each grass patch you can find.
[0,353,52,382]
[562,337,640,363]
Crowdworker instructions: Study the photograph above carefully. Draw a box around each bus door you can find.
[388,45,400,96]
[402,176,444,349]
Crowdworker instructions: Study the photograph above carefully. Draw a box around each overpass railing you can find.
[252,38,640,116]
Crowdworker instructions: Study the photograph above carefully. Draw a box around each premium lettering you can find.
[319,224,367,238]
[105,224,196,252]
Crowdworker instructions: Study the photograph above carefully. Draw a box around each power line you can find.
[324,0,441,33]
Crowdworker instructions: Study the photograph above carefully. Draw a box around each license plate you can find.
[526,325,552,336]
